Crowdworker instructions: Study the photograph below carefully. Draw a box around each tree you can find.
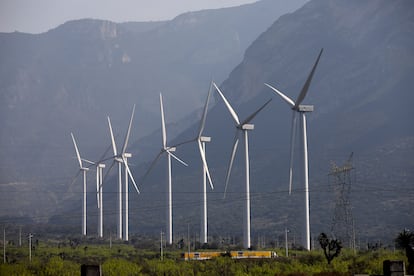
[395,229,414,274]
[318,232,342,265]
[102,258,142,276]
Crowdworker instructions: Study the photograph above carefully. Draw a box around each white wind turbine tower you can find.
[96,162,105,238]
[197,84,214,244]
[84,158,106,238]
[141,93,188,245]
[83,145,113,238]
[213,82,271,249]
[265,48,323,250]
[88,155,110,238]
[107,105,140,241]
[172,83,215,244]
[70,133,90,236]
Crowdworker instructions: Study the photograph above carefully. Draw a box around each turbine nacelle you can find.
[123,153,132,158]
[241,124,254,130]
[296,105,314,112]
[200,136,211,143]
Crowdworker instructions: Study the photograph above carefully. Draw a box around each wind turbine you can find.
[265,48,323,250]
[70,132,90,236]
[172,82,215,244]
[141,93,188,245]
[107,104,140,241]
[83,158,106,238]
[96,162,105,238]
[85,158,108,238]
[213,82,271,249]
[197,84,214,244]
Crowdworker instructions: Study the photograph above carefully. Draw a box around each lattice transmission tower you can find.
[329,152,355,248]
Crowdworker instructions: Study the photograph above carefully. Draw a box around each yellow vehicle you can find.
[182,251,224,260]
[182,250,278,260]
[230,251,278,259]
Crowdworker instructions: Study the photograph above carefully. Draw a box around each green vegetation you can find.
[0,239,408,276]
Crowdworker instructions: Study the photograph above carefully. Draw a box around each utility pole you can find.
[3,228,5,264]
[160,231,164,261]
[285,228,289,257]
[187,224,190,256]
[19,227,22,247]
[352,219,356,254]
[28,233,33,262]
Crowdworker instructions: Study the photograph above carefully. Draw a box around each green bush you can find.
[102,258,142,275]
[43,256,79,276]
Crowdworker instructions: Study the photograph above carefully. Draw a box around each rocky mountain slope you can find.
[120,0,414,244]
[1,0,413,245]
[0,0,307,220]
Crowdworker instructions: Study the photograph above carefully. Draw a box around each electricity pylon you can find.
[329,152,355,249]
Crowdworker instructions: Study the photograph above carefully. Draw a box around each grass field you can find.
[0,239,408,275]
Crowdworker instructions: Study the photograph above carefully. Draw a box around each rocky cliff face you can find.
[0,0,308,221]
[129,0,414,243]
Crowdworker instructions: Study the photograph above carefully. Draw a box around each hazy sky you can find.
[0,0,258,34]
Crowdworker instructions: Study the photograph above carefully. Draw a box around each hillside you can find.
[119,0,414,245]
[0,0,308,220]
[1,0,413,246]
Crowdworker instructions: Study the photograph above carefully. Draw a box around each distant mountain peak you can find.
[50,19,120,40]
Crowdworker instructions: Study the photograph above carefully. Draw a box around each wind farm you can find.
[1,0,413,274]
[65,69,313,250]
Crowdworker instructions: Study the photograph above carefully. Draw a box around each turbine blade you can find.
[198,140,214,190]
[265,83,295,108]
[198,82,212,138]
[70,133,83,169]
[170,137,197,148]
[97,143,113,163]
[122,157,140,194]
[141,151,163,185]
[70,169,82,187]
[107,116,118,156]
[294,48,323,107]
[223,131,240,199]
[241,98,272,125]
[121,104,136,154]
[96,168,100,209]
[160,93,167,149]
[213,82,240,125]
[82,158,96,165]
[167,150,188,167]
[288,111,297,194]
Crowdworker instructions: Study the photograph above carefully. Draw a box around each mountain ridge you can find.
[0,0,309,221]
